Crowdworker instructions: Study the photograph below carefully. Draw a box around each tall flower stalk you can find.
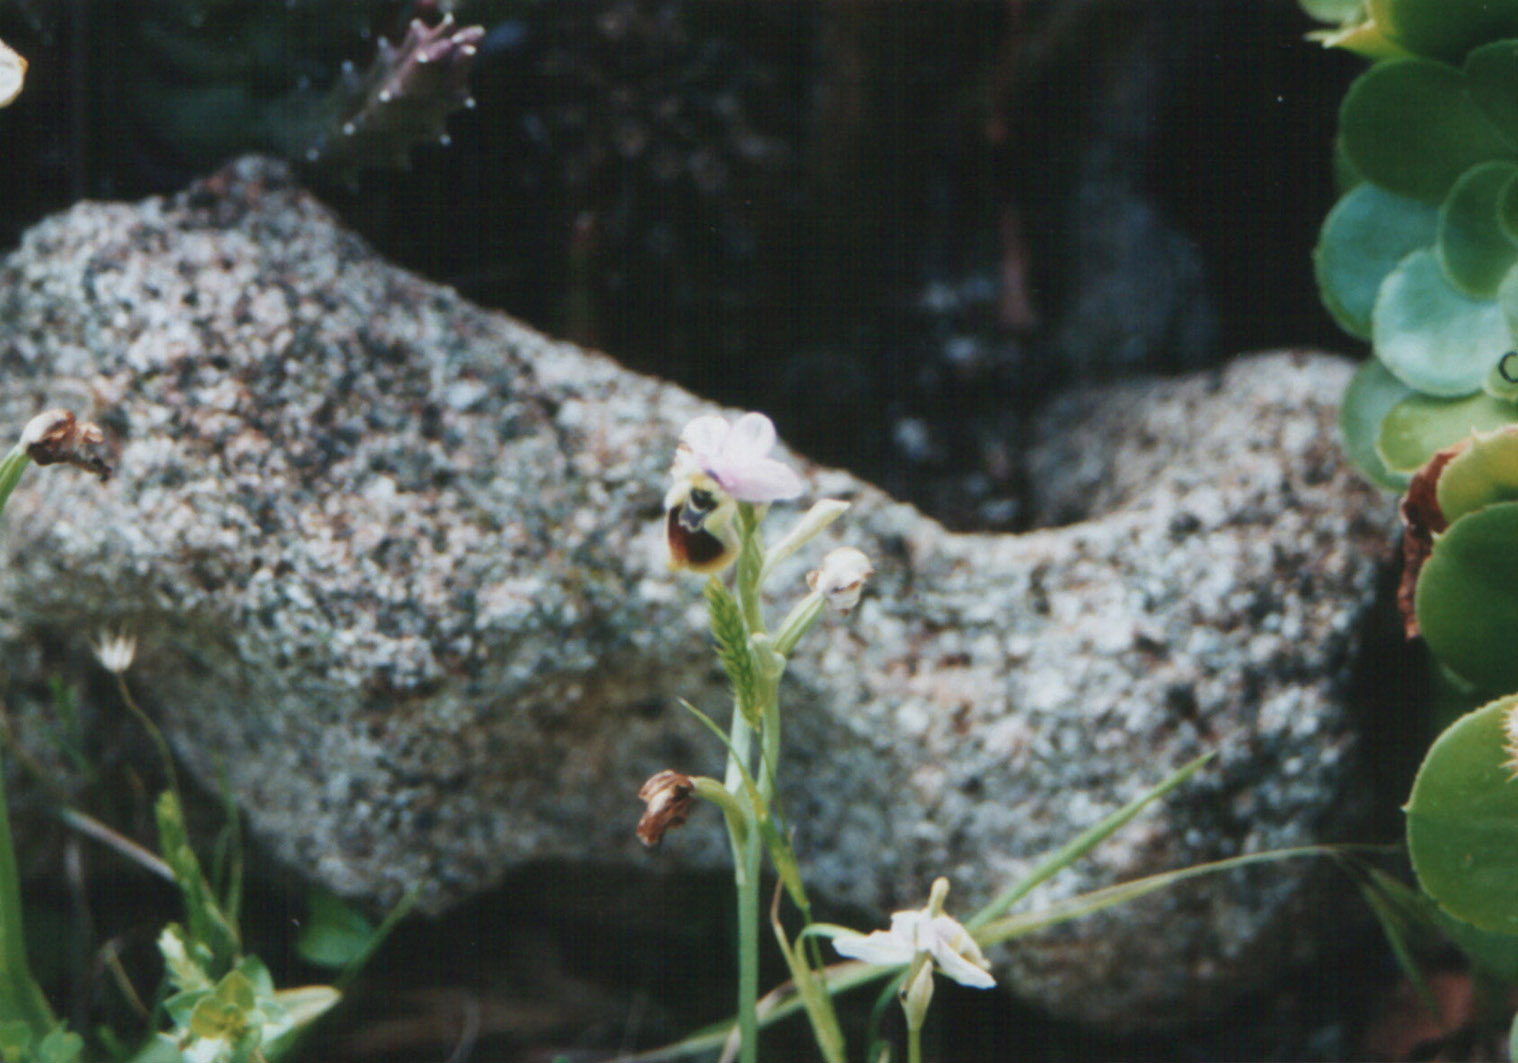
[642,412,861,1063]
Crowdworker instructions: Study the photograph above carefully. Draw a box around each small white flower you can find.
[807,547,873,613]
[830,878,994,989]
[93,628,137,674]
[672,412,802,504]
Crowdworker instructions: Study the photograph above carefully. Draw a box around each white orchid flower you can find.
[830,878,995,989]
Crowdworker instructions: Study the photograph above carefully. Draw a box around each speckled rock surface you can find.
[0,157,1394,1031]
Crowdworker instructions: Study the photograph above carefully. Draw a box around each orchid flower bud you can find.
[806,547,873,614]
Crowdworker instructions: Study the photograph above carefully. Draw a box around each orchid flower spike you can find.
[830,877,995,989]
[664,412,802,573]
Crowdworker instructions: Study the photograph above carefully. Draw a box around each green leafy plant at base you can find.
[0,412,406,1061]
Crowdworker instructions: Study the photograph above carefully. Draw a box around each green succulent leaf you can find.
[1339,359,1414,488]
[1439,162,1518,296]
[1484,349,1518,401]
[1316,183,1438,338]
[1340,58,1515,202]
[1374,248,1510,395]
[1378,391,1518,472]
[1416,503,1518,690]
[1371,0,1518,62]
[1437,906,1518,982]
[1436,425,1518,522]
[1466,40,1518,146]
[1406,696,1518,933]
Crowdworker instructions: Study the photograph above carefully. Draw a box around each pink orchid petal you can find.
[725,412,778,461]
[680,415,731,460]
[712,457,803,502]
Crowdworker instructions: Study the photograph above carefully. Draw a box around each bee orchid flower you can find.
[665,412,802,573]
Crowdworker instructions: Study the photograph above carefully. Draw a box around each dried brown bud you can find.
[21,409,112,482]
[636,769,696,847]
[1397,443,1461,639]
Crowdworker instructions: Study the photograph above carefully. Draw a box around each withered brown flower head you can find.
[636,769,696,847]
[21,409,112,482]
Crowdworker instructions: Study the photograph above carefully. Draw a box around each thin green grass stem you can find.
[967,751,1214,930]
[0,444,54,1036]
[0,754,56,1038]
[0,446,30,527]
[734,824,762,1063]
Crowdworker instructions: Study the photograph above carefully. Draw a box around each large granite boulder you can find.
[0,157,1394,1030]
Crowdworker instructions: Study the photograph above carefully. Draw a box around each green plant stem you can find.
[907,1024,923,1063]
[727,505,768,1063]
[0,443,53,1036]
[0,445,29,523]
[0,753,56,1038]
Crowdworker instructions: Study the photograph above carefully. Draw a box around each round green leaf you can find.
[1374,248,1510,395]
[1498,174,1518,242]
[1439,162,1518,296]
[1406,696,1518,933]
[1340,359,1414,489]
[1373,0,1518,62]
[1437,425,1518,522]
[297,889,376,968]
[1341,58,1516,202]
[1417,503,1518,691]
[1379,391,1518,472]
[1316,184,1438,338]
[1467,41,1518,146]
[1485,347,1518,400]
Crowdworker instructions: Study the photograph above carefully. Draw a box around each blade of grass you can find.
[967,751,1213,930]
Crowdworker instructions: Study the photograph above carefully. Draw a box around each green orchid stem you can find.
[0,445,30,524]
[726,503,768,1063]
[689,776,750,837]
[0,443,53,1037]
[773,590,824,660]
[0,754,55,1038]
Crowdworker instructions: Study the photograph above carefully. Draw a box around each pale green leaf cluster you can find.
[1308,2,1518,483]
